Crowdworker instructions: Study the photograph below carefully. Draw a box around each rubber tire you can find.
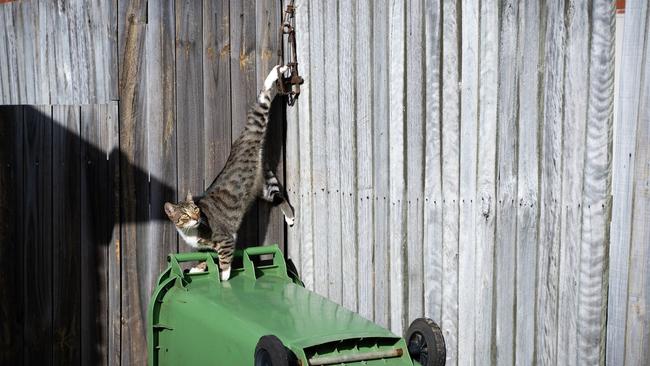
[405,318,446,366]
[255,335,290,366]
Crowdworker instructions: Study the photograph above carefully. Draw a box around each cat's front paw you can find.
[285,216,295,227]
[264,65,290,91]
[220,267,231,281]
[189,266,205,274]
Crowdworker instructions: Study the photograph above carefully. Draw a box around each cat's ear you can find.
[164,202,177,219]
[186,191,193,202]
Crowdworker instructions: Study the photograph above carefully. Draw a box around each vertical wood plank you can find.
[11,2,28,102]
[146,0,177,285]
[0,6,11,103]
[294,0,314,289]
[308,0,328,296]
[372,0,390,329]
[458,0,478,363]
[52,105,81,366]
[230,0,259,246]
[423,0,443,326]
[23,105,53,366]
[80,104,113,366]
[406,0,425,326]
[118,0,147,362]
[578,1,615,364]
[203,0,231,195]
[2,4,19,104]
[388,0,406,335]
[106,102,121,366]
[624,52,650,365]
[176,0,204,245]
[339,0,357,312]
[285,0,301,275]
[556,1,589,365]
[537,0,566,364]
[441,0,460,361]
[356,0,374,320]
[514,1,541,365]
[255,0,284,248]
[0,106,24,366]
[474,0,498,363]
[495,1,519,364]
[607,0,647,364]
[323,0,342,304]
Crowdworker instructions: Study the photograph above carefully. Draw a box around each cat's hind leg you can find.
[261,169,295,227]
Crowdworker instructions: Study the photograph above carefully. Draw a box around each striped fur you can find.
[165,65,294,280]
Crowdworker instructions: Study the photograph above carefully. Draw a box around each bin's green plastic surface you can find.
[147,245,413,365]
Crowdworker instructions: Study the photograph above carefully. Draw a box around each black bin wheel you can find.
[405,318,446,366]
[255,335,290,366]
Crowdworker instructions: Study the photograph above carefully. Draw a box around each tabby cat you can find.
[164,65,294,281]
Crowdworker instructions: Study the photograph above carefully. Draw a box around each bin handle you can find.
[241,245,287,279]
[167,251,219,282]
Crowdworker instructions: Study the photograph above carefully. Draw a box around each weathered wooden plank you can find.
[176,0,204,251]
[578,2,615,364]
[308,0,328,296]
[35,0,51,104]
[423,0,443,326]
[203,0,231,196]
[0,7,12,103]
[0,106,24,365]
[230,0,259,247]
[294,0,313,289]
[146,0,177,287]
[118,0,146,101]
[87,0,116,102]
[71,0,92,104]
[284,0,302,275]
[622,2,650,362]
[514,1,541,365]
[48,0,76,104]
[2,4,19,104]
[11,3,28,102]
[406,0,425,326]
[80,104,113,366]
[441,0,460,361]
[323,0,343,304]
[22,105,53,366]
[607,0,647,364]
[556,1,589,365]
[17,1,42,103]
[537,0,566,364]
[339,0,357,312]
[52,105,81,366]
[372,0,390,329]
[117,0,147,362]
[458,0,478,363]
[256,0,284,248]
[106,102,121,366]
[388,0,406,335]
[474,1,497,364]
[495,1,519,364]
[356,0,373,320]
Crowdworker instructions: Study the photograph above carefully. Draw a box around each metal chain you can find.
[277,0,304,106]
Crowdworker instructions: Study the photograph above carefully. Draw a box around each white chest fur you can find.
[176,226,202,248]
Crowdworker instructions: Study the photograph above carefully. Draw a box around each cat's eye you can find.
[193,207,199,214]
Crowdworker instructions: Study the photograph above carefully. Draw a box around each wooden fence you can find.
[0,1,287,365]
[1,0,649,366]
[285,0,648,365]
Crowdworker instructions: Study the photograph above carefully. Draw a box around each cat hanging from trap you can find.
[164,65,295,281]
